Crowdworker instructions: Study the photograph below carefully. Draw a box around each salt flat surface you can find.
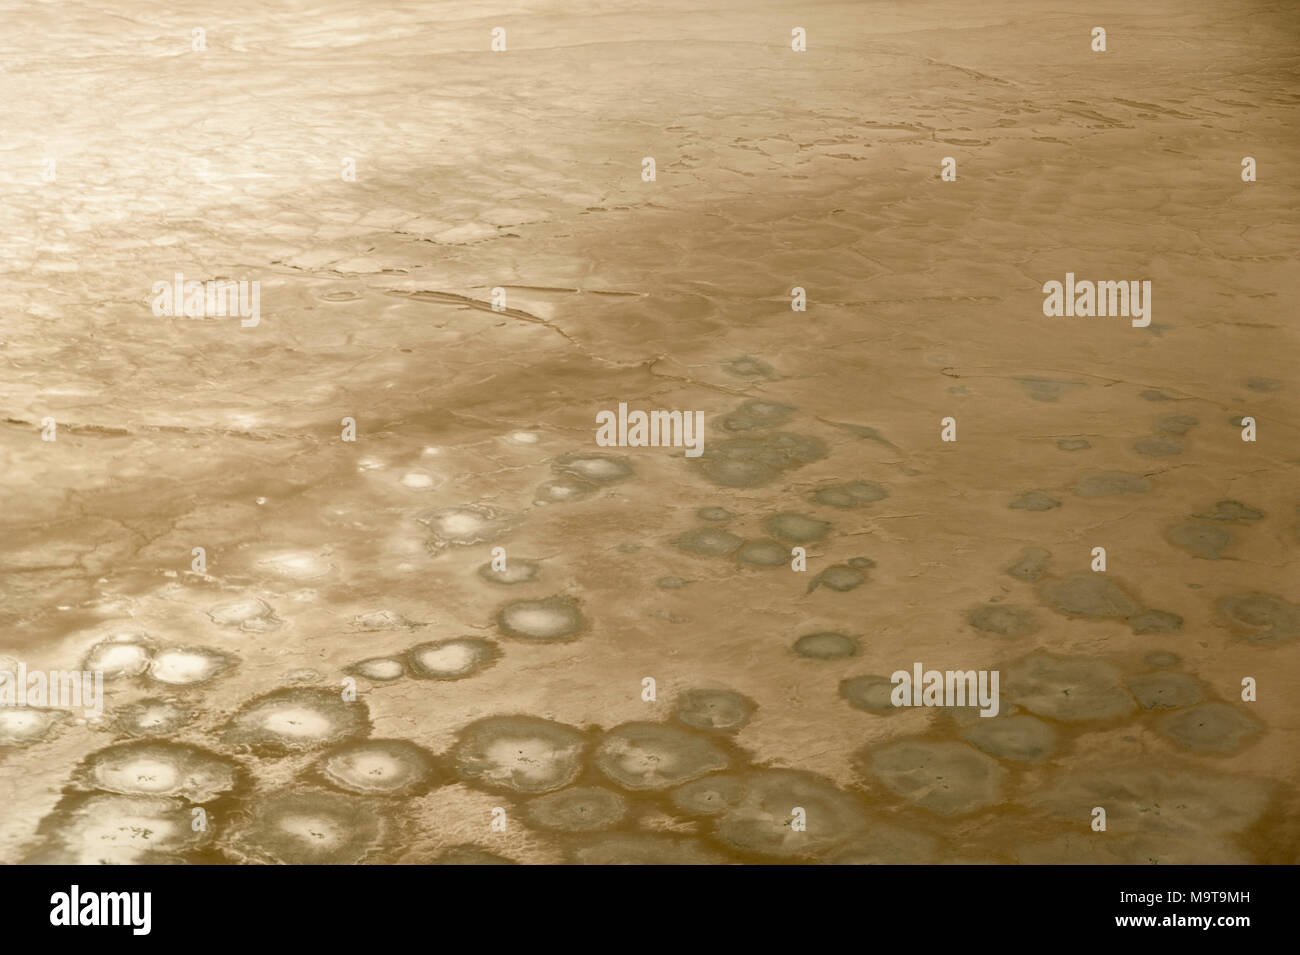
[0,0,1296,863]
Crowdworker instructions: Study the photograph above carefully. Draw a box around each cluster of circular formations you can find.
[8,396,1295,863]
[16,649,1285,864]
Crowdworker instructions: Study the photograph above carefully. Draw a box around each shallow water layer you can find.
[0,0,1298,864]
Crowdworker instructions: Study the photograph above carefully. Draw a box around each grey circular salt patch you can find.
[594,722,730,791]
[722,355,777,379]
[1009,490,1060,511]
[1127,609,1183,634]
[736,538,789,567]
[231,791,382,865]
[1245,377,1282,392]
[763,512,831,544]
[1037,574,1141,618]
[827,825,941,864]
[674,688,756,733]
[477,558,541,585]
[1155,414,1198,436]
[406,637,499,679]
[1026,764,1274,837]
[694,456,776,488]
[721,399,795,432]
[346,657,406,681]
[452,715,586,794]
[847,556,876,569]
[1005,547,1052,582]
[967,604,1041,638]
[864,741,1005,815]
[961,715,1057,761]
[111,699,193,739]
[1073,472,1152,497]
[712,769,869,860]
[1014,376,1076,402]
[1126,672,1205,709]
[1056,438,1091,451]
[1192,500,1263,522]
[1016,832,1250,866]
[1156,702,1262,754]
[1216,592,1300,644]
[692,432,828,488]
[524,786,628,832]
[568,833,729,865]
[495,596,586,642]
[1004,652,1137,722]
[1165,522,1230,559]
[839,675,897,713]
[793,631,858,660]
[1143,650,1181,669]
[809,565,866,592]
[1139,390,1171,401]
[1133,436,1184,457]
[670,774,747,816]
[811,480,888,508]
[433,844,517,865]
[696,506,735,522]
[672,527,742,556]
[656,576,689,590]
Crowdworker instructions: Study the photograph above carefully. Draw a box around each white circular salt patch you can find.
[149,649,227,686]
[357,457,385,471]
[421,446,442,457]
[495,565,532,583]
[504,607,570,638]
[568,458,623,478]
[0,709,48,738]
[85,641,151,678]
[340,751,401,781]
[354,658,404,680]
[259,552,332,580]
[509,431,540,444]
[437,511,487,536]
[99,757,180,795]
[401,471,436,489]
[259,706,334,739]
[413,643,476,674]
